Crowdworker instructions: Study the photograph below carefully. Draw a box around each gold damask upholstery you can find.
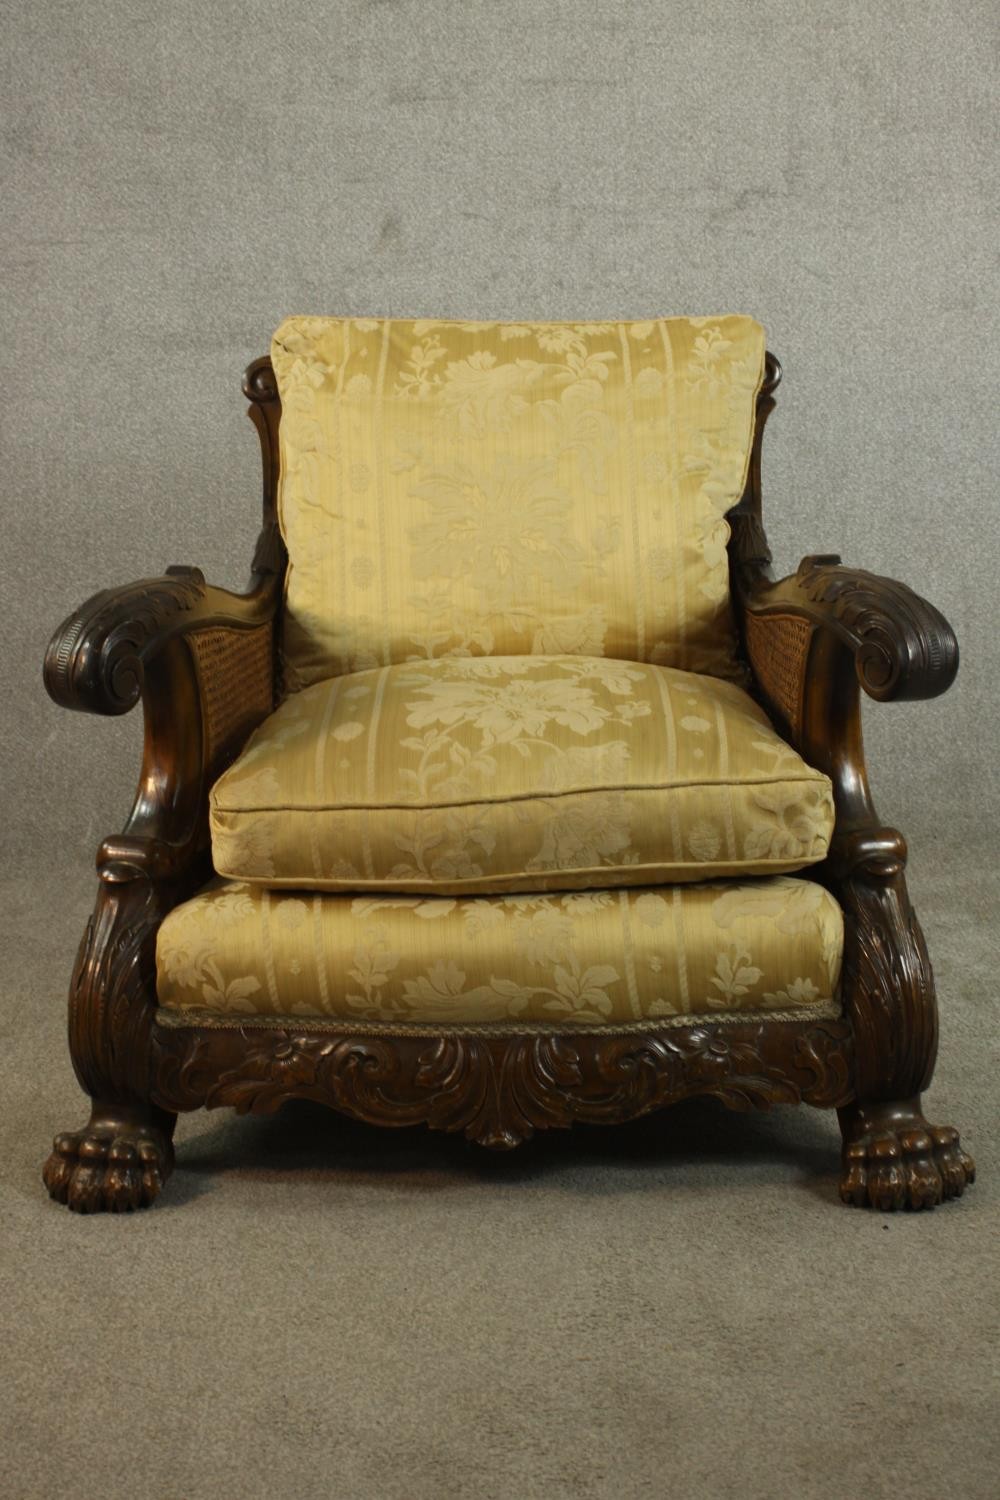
[271,314,766,689]
[210,655,834,894]
[156,875,843,1027]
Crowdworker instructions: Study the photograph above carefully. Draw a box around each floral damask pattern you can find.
[209,655,834,895]
[270,315,766,687]
[156,874,844,1026]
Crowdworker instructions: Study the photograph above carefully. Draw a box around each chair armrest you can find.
[44,565,276,715]
[739,554,958,735]
[45,565,279,882]
[736,552,958,874]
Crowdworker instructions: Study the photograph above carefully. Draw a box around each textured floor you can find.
[1,858,997,1500]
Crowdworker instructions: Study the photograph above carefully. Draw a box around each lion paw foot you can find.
[43,1113,174,1213]
[840,1116,974,1211]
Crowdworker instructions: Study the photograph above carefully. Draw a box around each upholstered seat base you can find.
[156,874,843,1027]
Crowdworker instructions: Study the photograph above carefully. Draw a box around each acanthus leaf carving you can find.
[835,841,938,1103]
[150,1019,855,1151]
[793,557,959,702]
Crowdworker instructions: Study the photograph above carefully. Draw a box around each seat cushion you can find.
[156,875,843,1027]
[210,656,834,895]
[270,314,766,689]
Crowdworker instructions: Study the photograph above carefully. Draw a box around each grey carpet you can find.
[2,854,997,1500]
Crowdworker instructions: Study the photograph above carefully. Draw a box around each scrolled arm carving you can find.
[45,567,202,716]
[742,554,958,706]
[44,562,278,887]
[44,566,277,717]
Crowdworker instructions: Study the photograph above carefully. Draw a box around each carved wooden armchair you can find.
[42,315,974,1214]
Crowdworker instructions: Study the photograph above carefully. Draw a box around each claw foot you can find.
[839,1100,974,1211]
[43,1106,175,1213]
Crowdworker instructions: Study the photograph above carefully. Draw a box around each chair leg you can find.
[43,1099,176,1213]
[835,830,974,1210]
[45,869,179,1213]
[838,1097,974,1211]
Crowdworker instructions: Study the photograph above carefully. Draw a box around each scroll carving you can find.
[44,569,207,715]
[790,557,959,702]
[150,1018,855,1151]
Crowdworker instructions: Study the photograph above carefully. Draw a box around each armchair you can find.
[41,319,974,1213]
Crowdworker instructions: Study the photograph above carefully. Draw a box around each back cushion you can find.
[271,315,766,690]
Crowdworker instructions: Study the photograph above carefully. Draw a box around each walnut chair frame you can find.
[41,353,975,1213]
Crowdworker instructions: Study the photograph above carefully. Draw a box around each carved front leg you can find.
[835,830,974,1209]
[838,1098,974,1211]
[43,1100,175,1213]
[43,867,179,1213]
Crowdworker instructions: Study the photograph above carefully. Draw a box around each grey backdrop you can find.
[4,0,998,882]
